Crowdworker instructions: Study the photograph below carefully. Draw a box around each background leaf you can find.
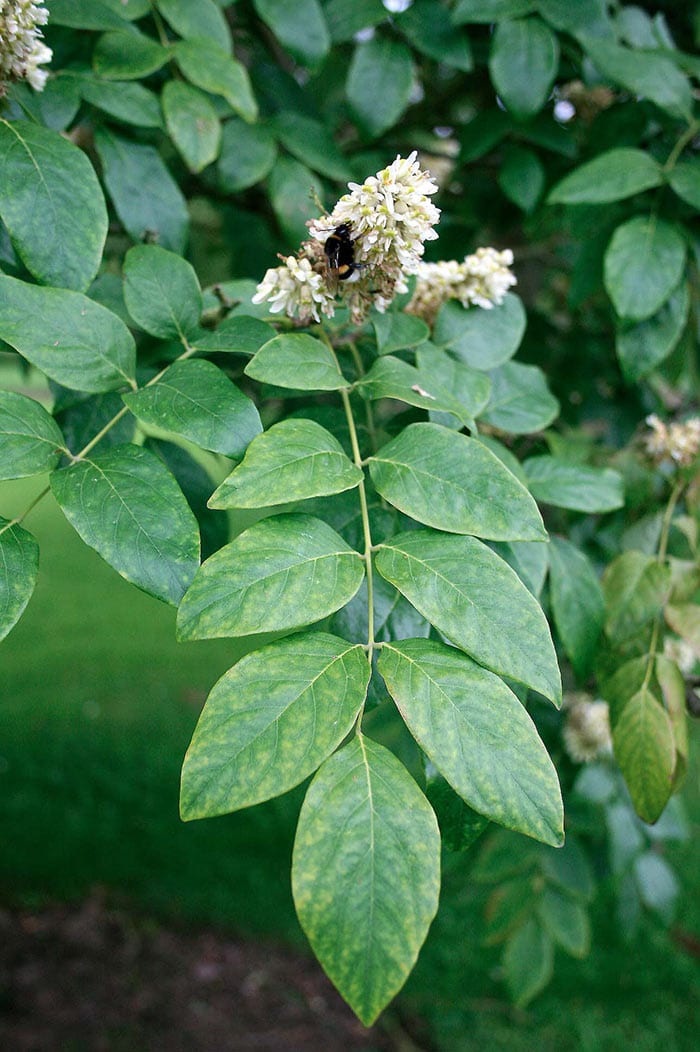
[175,39,258,122]
[123,244,202,341]
[548,537,604,679]
[433,294,525,369]
[346,38,414,138]
[612,688,676,823]
[253,0,330,67]
[524,457,624,513]
[0,391,64,480]
[615,282,689,383]
[0,519,39,642]
[489,18,559,120]
[604,217,686,321]
[480,362,559,433]
[162,81,221,174]
[547,149,663,205]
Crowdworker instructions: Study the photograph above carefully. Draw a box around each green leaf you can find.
[375,529,561,704]
[0,274,136,394]
[581,35,692,121]
[548,148,663,205]
[655,654,689,789]
[491,539,548,597]
[181,632,369,818]
[193,315,276,356]
[267,155,323,246]
[101,0,150,17]
[77,75,162,128]
[669,161,700,211]
[9,76,81,132]
[50,444,200,605]
[472,828,540,883]
[0,518,39,642]
[480,362,559,434]
[123,360,262,458]
[175,38,257,123]
[93,29,170,79]
[271,112,351,182]
[415,344,491,424]
[95,128,189,253]
[0,391,64,480]
[325,0,387,42]
[146,437,227,561]
[489,18,559,121]
[398,0,473,72]
[604,217,686,321]
[459,109,512,162]
[634,852,679,924]
[176,513,364,641]
[47,0,128,30]
[503,917,554,1007]
[379,639,563,844]
[369,423,546,541]
[425,775,490,853]
[347,38,414,139]
[453,0,536,21]
[245,334,349,391]
[55,392,135,456]
[541,835,595,902]
[331,573,429,645]
[292,735,440,1026]
[209,418,362,509]
[217,118,277,192]
[253,0,329,67]
[664,603,700,658]
[123,244,202,341]
[0,120,108,292]
[538,0,613,39]
[372,312,430,354]
[483,879,532,944]
[616,281,690,382]
[548,537,604,679]
[433,294,526,370]
[356,356,475,429]
[603,551,670,643]
[499,146,545,213]
[537,887,590,957]
[524,456,624,512]
[162,81,221,174]
[157,0,232,51]
[612,688,675,823]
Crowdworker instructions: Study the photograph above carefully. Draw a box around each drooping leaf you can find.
[123,244,202,341]
[0,518,39,642]
[368,423,546,540]
[347,38,414,139]
[292,735,440,1025]
[0,274,136,394]
[503,917,554,1007]
[356,356,475,429]
[548,537,604,679]
[50,444,200,605]
[176,513,364,640]
[612,687,676,823]
[433,294,525,370]
[480,362,559,433]
[157,0,232,50]
[489,17,559,121]
[604,217,686,321]
[162,81,222,174]
[378,639,563,844]
[209,418,362,508]
[253,0,330,67]
[175,39,258,122]
[603,551,670,643]
[123,360,262,459]
[245,334,349,391]
[616,282,689,382]
[0,390,64,480]
[523,456,624,512]
[548,149,663,205]
[0,120,108,291]
[217,119,277,192]
[375,529,561,704]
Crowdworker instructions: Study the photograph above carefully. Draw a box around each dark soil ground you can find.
[0,891,422,1052]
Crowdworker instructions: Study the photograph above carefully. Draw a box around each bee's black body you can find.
[324,223,358,281]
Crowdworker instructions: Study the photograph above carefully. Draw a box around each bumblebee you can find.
[324,223,361,284]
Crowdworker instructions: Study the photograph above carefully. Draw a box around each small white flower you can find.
[252,255,336,325]
[0,1,52,93]
[563,695,612,764]
[407,247,516,322]
[664,635,696,676]
[645,414,700,468]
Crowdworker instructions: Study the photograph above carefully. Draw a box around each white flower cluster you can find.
[664,634,696,675]
[406,247,516,323]
[0,1,52,93]
[645,414,700,469]
[252,152,441,325]
[562,692,612,764]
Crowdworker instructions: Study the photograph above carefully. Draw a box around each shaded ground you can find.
[0,892,406,1052]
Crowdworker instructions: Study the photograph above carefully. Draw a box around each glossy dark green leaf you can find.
[0,518,39,642]
[347,38,414,139]
[480,362,559,434]
[375,529,561,704]
[50,444,200,605]
[604,217,686,321]
[0,120,108,291]
[157,0,232,51]
[175,38,258,122]
[489,18,559,120]
[47,0,128,29]
[162,81,221,173]
[548,149,662,205]
[398,0,473,72]
[272,112,351,182]
[292,735,440,1026]
[372,313,430,354]
[123,360,262,458]
[616,282,689,382]
[95,128,189,253]
[209,418,361,508]
[369,423,546,541]
[433,294,525,370]
[379,639,563,844]
[245,334,349,391]
[181,632,369,818]
[415,344,491,426]
[503,917,554,1007]
[524,456,624,512]
[217,119,277,192]
[193,315,276,356]
[603,551,670,643]
[499,146,545,213]
[93,29,170,79]
[8,76,81,132]
[612,688,675,823]
[176,513,364,641]
[123,244,202,341]
[0,390,64,479]
[581,35,692,121]
[0,274,136,393]
[267,156,323,246]
[77,75,162,127]
[669,161,700,210]
[325,0,386,42]
[537,887,590,958]
[356,357,475,429]
[548,537,604,679]
[253,0,329,67]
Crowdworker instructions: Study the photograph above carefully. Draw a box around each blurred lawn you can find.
[1,472,698,1051]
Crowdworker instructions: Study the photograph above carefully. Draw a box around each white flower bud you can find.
[0,2,52,93]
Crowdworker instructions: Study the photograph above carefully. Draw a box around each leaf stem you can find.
[0,484,50,537]
[340,387,376,663]
[663,119,700,174]
[642,476,685,691]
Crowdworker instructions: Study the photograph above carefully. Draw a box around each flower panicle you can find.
[645,413,700,469]
[406,247,517,323]
[0,1,52,93]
